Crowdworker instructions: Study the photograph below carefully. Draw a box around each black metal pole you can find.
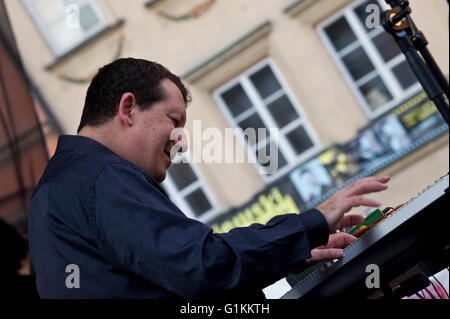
[399,36,449,124]
[382,0,449,126]
[407,15,450,98]
[418,45,450,98]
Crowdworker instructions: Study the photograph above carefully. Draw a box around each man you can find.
[28,58,389,298]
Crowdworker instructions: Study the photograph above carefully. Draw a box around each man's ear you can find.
[117,93,137,127]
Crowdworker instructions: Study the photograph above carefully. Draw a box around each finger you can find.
[326,232,357,248]
[345,196,382,210]
[376,175,390,183]
[345,177,389,196]
[357,175,390,184]
[309,248,344,262]
[366,175,390,183]
[337,214,364,228]
[347,181,388,197]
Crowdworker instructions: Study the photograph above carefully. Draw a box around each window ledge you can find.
[45,19,125,71]
[283,0,314,17]
[144,0,163,8]
[283,0,353,24]
[181,21,272,83]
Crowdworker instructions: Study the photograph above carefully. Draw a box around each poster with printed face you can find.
[342,128,387,175]
[372,114,412,153]
[289,158,334,204]
[354,128,386,162]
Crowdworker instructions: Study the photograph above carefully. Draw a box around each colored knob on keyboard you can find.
[360,225,368,231]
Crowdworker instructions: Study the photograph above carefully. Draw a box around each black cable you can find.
[416,290,425,299]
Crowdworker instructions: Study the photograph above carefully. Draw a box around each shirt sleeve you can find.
[93,163,329,298]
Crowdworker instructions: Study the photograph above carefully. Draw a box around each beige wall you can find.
[5,0,449,212]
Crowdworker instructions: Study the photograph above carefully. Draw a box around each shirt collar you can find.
[55,135,117,155]
[54,135,167,195]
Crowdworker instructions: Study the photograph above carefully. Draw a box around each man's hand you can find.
[306,232,357,266]
[316,176,390,232]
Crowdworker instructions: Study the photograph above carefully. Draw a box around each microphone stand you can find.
[382,3,449,284]
[381,0,449,126]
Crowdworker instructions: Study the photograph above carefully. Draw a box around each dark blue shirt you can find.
[28,135,329,298]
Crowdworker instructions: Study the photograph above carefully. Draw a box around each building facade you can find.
[4,0,449,296]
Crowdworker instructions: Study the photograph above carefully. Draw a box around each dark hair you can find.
[77,58,191,133]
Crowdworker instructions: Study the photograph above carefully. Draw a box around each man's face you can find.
[131,78,187,182]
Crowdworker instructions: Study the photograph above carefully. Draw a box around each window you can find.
[162,155,219,223]
[22,0,107,57]
[214,59,321,182]
[317,0,420,118]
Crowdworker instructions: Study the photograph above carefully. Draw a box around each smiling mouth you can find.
[164,149,172,161]
[165,143,176,160]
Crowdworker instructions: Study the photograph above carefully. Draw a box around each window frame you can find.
[316,0,422,120]
[162,153,220,223]
[213,58,322,184]
[22,0,108,57]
